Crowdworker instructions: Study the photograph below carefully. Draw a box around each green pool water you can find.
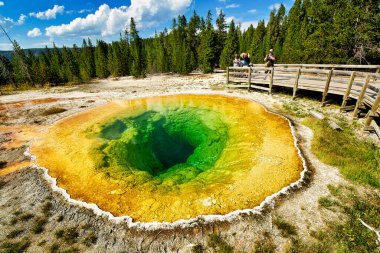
[98,107,228,184]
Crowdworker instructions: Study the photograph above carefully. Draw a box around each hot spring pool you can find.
[31,94,304,222]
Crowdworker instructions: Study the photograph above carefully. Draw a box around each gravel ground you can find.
[0,73,374,252]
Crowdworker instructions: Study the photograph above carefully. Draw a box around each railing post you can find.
[322,70,333,106]
[341,71,356,110]
[226,67,230,85]
[365,89,380,127]
[353,74,371,119]
[292,68,301,100]
[248,67,252,91]
[269,67,274,95]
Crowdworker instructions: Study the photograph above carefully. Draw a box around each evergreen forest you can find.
[0,0,379,87]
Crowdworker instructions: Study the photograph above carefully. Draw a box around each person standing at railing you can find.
[241,52,251,67]
[233,54,241,67]
[264,49,276,79]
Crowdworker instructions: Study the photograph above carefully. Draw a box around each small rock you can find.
[310,110,325,120]
[328,120,343,131]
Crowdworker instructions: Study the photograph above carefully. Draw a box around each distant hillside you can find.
[0,48,49,60]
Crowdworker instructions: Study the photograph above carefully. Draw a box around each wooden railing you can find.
[226,64,380,136]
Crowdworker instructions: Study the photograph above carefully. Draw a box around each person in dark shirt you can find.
[265,49,276,67]
[264,49,276,79]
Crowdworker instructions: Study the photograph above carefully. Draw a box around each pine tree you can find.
[263,10,276,55]
[129,18,146,78]
[154,31,170,73]
[198,11,216,73]
[27,50,39,84]
[79,39,95,81]
[282,0,303,63]
[11,41,32,86]
[220,20,239,69]
[169,15,193,74]
[62,46,80,83]
[49,43,65,84]
[215,10,227,67]
[37,52,49,84]
[108,41,123,77]
[240,24,255,55]
[273,4,286,61]
[0,56,12,85]
[94,40,109,78]
[187,11,201,70]
[170,18,182,73]
[251,21,266,63]
[119,34,130,76]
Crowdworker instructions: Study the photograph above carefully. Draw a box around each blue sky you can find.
[0,0,293,50]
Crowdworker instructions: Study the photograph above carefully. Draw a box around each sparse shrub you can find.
[191,244,203,253]
[49,243,60,253]
[208,234,233,253]
[64,228,79,243]
[55,227,79,243]
[327,184,342,197]
[83,231,97,246]
[286,238,330,253]
[318,197,339,209]
[254,232,276,253]
[80,223,91,230]
[32,216,48,234]
[274,218,297,237]
[9,218,18,225]
[57,215,64,222]
[12,210,22,216]
[282,102,307,117]
[6,229,24,239]
[310,230,328,241]
[42,202,53,215]
[20,213,34,221]
[61,248,80,253]
[1,240,30,253]
[37,240,47,246]
[0,180,6,189]
[55,229,64,239]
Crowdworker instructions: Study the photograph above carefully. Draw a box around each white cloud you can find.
[225,16,259,31]
[30,5,65,20]
[248,9,257,14]
[269,3,281,10]
[18,14,26,25]
[0,14,27,27]
[240,21,259,31]
[225,16,236,24]
[0,2,4,7]
[79,9,92,14]
[226,4,240,9]
[27,28,42,37]
[45,0,192,37]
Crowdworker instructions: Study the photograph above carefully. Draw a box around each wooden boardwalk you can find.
[226,64,380,136]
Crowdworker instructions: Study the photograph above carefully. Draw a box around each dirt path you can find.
[0,73,365,252]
